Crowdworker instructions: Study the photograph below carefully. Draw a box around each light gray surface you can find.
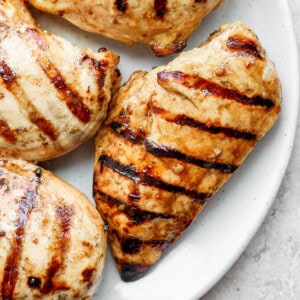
[202,0,300,299]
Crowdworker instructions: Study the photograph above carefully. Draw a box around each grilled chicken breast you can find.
[0,0,120,162]
[93,22,281,281]
[29,0,223,56]
[0,158,106,299]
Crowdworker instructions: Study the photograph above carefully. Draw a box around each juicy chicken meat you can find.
[93,22,281,281]
[29,0,223,56]
[0,0,120,162]
[0,158,106,299]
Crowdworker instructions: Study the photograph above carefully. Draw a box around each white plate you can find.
[35,0,299,299]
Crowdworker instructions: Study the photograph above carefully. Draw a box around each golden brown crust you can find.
[29,0,223,55]
[93,22,281,281]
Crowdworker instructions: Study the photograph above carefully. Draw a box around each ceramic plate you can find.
[35,0,299,299]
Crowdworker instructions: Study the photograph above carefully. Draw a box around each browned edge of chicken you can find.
[93,21,281,281]
[28,0,223,56]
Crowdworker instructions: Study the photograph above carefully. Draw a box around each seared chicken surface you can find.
[29,0,223,56]
[0,158,106,299]
[0,0,120,162]
[93,22,281,281]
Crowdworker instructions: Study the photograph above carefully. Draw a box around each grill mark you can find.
[0,119,17,143]
[154,0,168,19]
[115,0,128,12]
[121,237,143,254]
[56,205,74,251]
[169,115,256,140]
[0,59,15,88]
[227,34,262,58]
[90,58,108,89]
[0,55,58,141]
[113,230,170,256]
[99,192,174,225]
[145,140,237,173]
[121,237,169,254]
[82,55,108,107]
[22,27,91,124]
[118,260,150,282]
[25,28,47,51]
[110,121,238,173]
[41,204,74,294]
[28,114,57,141]
[150,104,256,140]
[41,258,61,294]
[99,155,209,202]
[81,268,95,288]
[157,70,275,109]
[43,66,91,124]
[1,169,41,299]
[110,121,145,144]
[195,0,208,3]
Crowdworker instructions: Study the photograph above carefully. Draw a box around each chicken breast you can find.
[93,22,281,281]
[28,0,223,56]
[0,158,106,299]
[0,0,120,162]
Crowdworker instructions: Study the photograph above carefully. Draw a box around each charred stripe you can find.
[110,121,145,144]
[82,55,108,106]
[28,115,57,141]
[150,104,256,140]
[121,237,170,254]
[110,121,238,173]
[0,119,17,143]
[116,260,150,282]
[0,57,58,141]
[113,230,170,255]
[154,0,168,19]
[40,258,62,294]
[99,155,209,202]
[21,28,91,124]
[41,204,74,293]
[0,59,16,88]
[157,70,275,109]
[99,191,174,225]
[1,169,41,298]
[42,68,91,124]
[56,204,74,251]
[227,34,262,58]
[25,28,47,51]
[169,114,256,140]
[145,140,237,173]
[82,268,96,288]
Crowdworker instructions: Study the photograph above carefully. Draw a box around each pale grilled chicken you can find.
[29,0,223,56]
[0,158,106,299]
[0,0,120,162]
[93,22,281,281]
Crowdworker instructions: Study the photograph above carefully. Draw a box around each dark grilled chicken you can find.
[0,0,120,162]
[93,22,281,281]
[29,0,223,56]
[0,158,106,299]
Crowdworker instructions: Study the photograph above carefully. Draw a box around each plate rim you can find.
[196,1,300,298]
